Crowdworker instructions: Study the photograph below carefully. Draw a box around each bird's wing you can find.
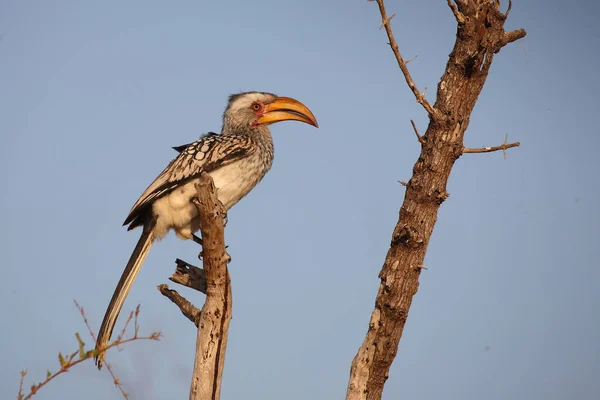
[172,132,218,153]
[124,134,255,228]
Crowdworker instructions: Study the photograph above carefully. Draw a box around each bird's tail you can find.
[95,224,154,369]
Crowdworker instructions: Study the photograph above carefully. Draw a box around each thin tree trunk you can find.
[188,174,232,400]
[346,1,525,399]
[158,172,231,400]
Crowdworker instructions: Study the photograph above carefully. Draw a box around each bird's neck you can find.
[222,122,273,144]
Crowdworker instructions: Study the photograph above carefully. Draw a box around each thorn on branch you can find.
[398,180,408,186]
[406,55,418,64]
[410,120,425,144]
[379,13,395,30]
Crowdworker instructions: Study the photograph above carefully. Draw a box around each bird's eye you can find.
[251,103,262,112]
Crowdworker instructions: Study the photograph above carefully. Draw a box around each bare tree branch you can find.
[499,29,527,50]
[170,259,207,294]
[188,173,231,400]
[463,134,520,159]
[158,284,201,326]
[373,0,438,118]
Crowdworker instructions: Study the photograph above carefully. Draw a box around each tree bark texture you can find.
[188,173,232,400]
[346,1,526,399]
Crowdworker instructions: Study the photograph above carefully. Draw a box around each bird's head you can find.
[222,92,318,133]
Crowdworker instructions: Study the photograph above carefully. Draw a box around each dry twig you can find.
[17,301,160,400]
[410,120,424,143]
[170,259,207,294]
[447,0,466,24]
[373,0,438,118]
[463,134,520,159]
[158,284,202,326]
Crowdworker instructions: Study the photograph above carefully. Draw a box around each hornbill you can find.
[95,92,318,367]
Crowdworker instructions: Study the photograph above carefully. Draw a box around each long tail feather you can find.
[95,224,154,369]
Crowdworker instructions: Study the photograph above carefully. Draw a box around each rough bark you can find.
[346,1,525,399]
[187,173,231,400]
[157,174,231,399]
[171,173,231,400]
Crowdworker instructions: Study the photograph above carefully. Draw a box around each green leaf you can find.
[47,370,51,378]
[75,332,86,358]
[58,352,66,367]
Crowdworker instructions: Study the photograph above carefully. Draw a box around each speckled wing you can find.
[124,134,256,229]
[171,132,218,153]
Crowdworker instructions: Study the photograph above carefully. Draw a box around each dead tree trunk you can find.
[159,172,231,400]
[346,1,525,399]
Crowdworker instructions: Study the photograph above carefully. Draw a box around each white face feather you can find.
[222,92,277,131]
[227,92,276,115]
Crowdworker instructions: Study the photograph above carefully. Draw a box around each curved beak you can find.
[255,97,318,128]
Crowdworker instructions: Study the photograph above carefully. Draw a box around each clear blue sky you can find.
[1,1,598,399]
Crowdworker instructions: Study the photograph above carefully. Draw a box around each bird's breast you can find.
[151,156,270,241]
[209,158,267,209]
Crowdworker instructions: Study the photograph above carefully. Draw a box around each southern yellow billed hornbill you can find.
[95,92,318,367]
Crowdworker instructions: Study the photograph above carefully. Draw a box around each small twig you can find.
[77,301,149,399]
[158,284,201,326]
[463,134,520,159]
[103,362,129,400]
[405,55,418,64]
[447,0,465,24]
[503,29,527,46]
[18,301,160,400]
[116,307,136,343]
[398,181,408,186]
[77,301,129,399]
[373,0,437,118]
[18,370,26,400]
[410,120,425,144]
[505,0,512,17]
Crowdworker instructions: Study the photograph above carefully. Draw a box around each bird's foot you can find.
[192,234,203,246]
[197,246,230,263]
[222,210,228,227]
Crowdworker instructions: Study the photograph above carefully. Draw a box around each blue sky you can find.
[1,0,598,399]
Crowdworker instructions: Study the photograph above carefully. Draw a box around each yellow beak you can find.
[255,97,318,128]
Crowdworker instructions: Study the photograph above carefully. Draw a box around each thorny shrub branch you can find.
[17,301,161,400]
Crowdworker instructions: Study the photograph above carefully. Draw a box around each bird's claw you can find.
[222,209,228,227]
[197,247,230,264]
